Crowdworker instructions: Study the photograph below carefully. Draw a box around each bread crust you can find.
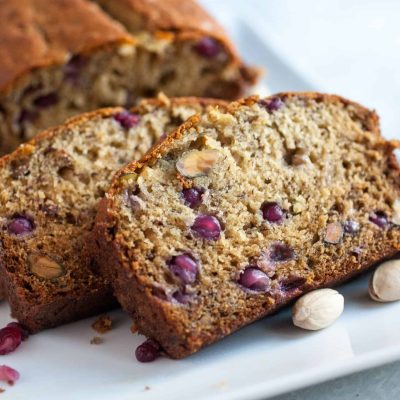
[93,92,400,358]
[0,96,226,332]
[96,0,229,38]
[0,96,226,170]
[105,92,385,181]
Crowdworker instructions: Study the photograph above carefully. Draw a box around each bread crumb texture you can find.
[98,93,400,358]
[0,98,221,331]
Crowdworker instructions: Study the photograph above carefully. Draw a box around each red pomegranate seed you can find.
[261,202,285,223]
[7,216,34,236]
[238,267,271,291]
[113,111,140,129]
[135,339,161,363]
[267,242,295,263]
[191,215,222,240]
[168,253,198,284]
[6,322,29,341]
[194,37,221,58]
[0,327,22,355]
[259,97,284,113]
[369,211,388,229]
[0,365,20,384]
[181,187,204,208]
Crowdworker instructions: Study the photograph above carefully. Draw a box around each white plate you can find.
[2,5,400,400]
[3,272,400,400]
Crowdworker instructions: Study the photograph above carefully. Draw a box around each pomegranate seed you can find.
[181,187,204,208]
[33,92,59,108]
[260,97,284,113]
[0,327,22,355]
[113,111,141,129]
[268,242,295,263]
[168,254,198,284]
[194,37,221,58]
[238,267,270,291]
[6,323,29,341]
[0,365,20,384]
[261,202,285,223]
[135,339,161,363]
[63,55,87,83]
[191,215,222,240]
[369,211,388,229]
[7,216,34,236]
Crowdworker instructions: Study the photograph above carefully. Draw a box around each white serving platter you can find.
[2,272,400,400]
[1,2,400,399]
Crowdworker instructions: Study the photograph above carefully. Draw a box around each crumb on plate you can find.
[91,314,112,334]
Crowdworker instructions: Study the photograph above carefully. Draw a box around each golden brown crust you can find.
[94,92,400,358]
[109,92,383,185]
[135,95,228,112]
[97,0,228,37]
[0,107,121,169]
[0,0,132,93]
[0,96,227,170]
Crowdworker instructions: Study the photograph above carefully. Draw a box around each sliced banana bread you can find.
[0,0,257,154]
[0,96,225,331]
[94,0,258,99]
[93,93,400,359]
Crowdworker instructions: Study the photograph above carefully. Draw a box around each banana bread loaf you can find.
[93,93,400,358]
[0,96,225,332]
[0,0,257,154]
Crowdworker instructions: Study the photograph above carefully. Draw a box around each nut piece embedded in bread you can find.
[93,93,400,358]
[176,149,220,178]
[29,254,65,280]
[324,222,343,244]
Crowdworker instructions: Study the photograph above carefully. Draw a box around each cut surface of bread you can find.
[0,0,258,154]
[94,93,400,358]
[0,96,224,331]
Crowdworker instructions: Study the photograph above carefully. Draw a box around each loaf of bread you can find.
[93,93,400,358]
[0,0,257,154]
[0,96,225,331]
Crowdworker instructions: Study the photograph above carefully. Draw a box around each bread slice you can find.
[0,96,225,332]
[93,93,400,359]
[0,0,257,154]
